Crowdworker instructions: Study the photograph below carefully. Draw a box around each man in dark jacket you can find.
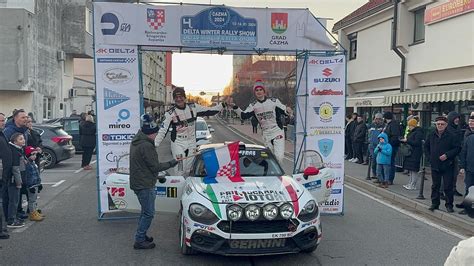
[130,114,178,250]
[0,113,12,239]
[79,115,96,170]
[3,109,28,142]
[446,111,463,196]
[345,113,357,160]
[424,116,461,213]
[383,112,401,184]
[458,116,474,214]
[351,114,367,164]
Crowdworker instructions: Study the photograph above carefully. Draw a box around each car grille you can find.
[217,219,299,233]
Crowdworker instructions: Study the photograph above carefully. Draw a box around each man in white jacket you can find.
[155,87,226,176]
[232,80,292,164]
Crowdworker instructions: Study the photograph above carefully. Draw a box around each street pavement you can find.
[0,117,467,265]
[224,118,474,236]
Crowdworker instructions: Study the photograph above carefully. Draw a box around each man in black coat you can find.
[446,111,463,196]
[424,116,461,213]
[383,112,401,184]
[458,116,474,214]
[0,113,12,239]
[351,114,367,164]
[345,113,357,160]
[79,115,97,170]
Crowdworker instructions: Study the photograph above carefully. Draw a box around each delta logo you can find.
[271,13,288,34]
[311,88,343,96]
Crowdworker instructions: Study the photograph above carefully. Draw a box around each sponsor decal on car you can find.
[303,180,322,191]
[229,239,287,249]
[301,219,318,229]
[193,223,216,231]
[219,190,286,202]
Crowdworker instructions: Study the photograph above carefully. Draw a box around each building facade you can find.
[333,0,474,128]
[0,0,93,122]
[142,51,167,116]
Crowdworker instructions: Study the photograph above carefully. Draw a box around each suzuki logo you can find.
[322,68,332,77]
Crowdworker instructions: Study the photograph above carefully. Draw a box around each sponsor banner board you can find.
[94,43,140,213]
[296,55,345,214]
[93,2,333,51]
[425,0,474,25]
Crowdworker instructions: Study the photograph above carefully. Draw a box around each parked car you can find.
[195,117,212,146]
[105,143,335,256]
[32,124,75,169]
[45,117,82,151]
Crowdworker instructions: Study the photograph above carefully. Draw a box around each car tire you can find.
[42,148,57,169]
[302,244,318,253]
[179,208,197,255]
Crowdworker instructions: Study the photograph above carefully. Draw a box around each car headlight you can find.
[262,204,278,220]
[206,134,212,139]
[188,203,219,225]
[227,204,243,221]
[279,203,294,219]
[245,204,261,221]
[297,200,319,222]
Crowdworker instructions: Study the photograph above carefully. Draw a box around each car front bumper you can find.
[189,226,320,256]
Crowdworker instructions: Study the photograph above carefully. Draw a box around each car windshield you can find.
[192,148,284,177]
[195,121,208,131]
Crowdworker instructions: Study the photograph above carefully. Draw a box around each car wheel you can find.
[42,148,57,169]
[179,208,197,255]
[302,244,318,253]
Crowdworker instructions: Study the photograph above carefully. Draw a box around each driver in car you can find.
[232,80,293,164]
[154,87,227,176]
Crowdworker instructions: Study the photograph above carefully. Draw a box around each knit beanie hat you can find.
[172,87,186,99]
[140,114,159,135]
[25,146,36,157]
[408,118,418,127]
[253,80,265,92]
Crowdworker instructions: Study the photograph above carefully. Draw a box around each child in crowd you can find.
[24,146,44,221]
[374,132,393,188]
[5,133,26,228]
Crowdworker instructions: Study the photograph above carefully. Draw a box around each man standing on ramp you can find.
[155,87,227,176]
[233,80,293,164]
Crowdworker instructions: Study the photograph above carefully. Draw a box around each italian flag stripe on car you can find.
[279,176,299,216]
[205,184,222,218]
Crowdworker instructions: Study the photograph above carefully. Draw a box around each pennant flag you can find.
[202,141,243,184]
[104,88,130,110]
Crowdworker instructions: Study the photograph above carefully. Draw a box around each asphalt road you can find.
[0,117,464,265]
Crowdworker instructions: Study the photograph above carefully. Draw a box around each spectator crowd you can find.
[345,110,474,217]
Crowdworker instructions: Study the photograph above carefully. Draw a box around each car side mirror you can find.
[209,127,215,133]
[303,167,319,180]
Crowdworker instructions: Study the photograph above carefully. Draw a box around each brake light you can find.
[51,136,72,144]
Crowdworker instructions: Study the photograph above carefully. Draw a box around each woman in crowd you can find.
[79,115,96,170]
[401,119,424,190]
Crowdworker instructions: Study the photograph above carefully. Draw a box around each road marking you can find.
[44,170,77,173]
[345,184,467,240]
[74,160,97,173]
[52,180,65,187]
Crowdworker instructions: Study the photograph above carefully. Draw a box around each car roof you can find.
[198,142,266,151]
[196,117,206,121]
[33,124,63,129]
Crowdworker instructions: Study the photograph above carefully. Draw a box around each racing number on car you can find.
[167,187,178,198]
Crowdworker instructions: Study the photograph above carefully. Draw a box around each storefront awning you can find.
[385,83,474,104]
[347,90,400,107]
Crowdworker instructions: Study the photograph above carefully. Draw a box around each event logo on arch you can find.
[147,9,165,30]
[271,13,288,34]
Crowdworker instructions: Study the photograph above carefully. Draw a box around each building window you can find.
[348,33,357,60]
[43,97,54,119]
[413,8,425,43]
[85,8,93,34]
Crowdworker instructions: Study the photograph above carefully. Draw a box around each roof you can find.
[332,0,393,33]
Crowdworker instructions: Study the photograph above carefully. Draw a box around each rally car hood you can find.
[189,176,304,204]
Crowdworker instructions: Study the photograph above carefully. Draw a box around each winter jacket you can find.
[374,133,392,165]
[130,130,177,191]
[447,111,463,146]
[8,142,24,187]
[3,120,28,143]
[460,130,474,172]
[0,131,12,183]
[346,120,357,140]
[27,128,42,148]
[352,121,367,143]
[402,127,424,172]
[424,129,461,172]
[368,122,385,155]
[383,120,401,147]
[79,121,97,148]
[26,159,41,189]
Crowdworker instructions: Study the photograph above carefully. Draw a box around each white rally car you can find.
[105,143,334,256]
